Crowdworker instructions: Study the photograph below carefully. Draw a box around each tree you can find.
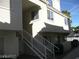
[74,26,79,33]
[62,10,71,19]
[76,26,79,29]
[71,26,79,33]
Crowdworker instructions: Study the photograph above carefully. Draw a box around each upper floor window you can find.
[31,11,39,20]
[47,0,53,7]
[47,10,53,20]
[65,18,68,25]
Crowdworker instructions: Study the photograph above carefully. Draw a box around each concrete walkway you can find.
[63,46,79,59]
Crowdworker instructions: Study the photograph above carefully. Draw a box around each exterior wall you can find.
[31,0,69,37]
[23,9,32,33]
[41,33,58,43]
[0,0,10,24]
[0,0,10,8]
[31,1,47,37]
[53,0,61,11]
[32,21,46,37]
[22,0,70,56]
[42,33,66,43]
[0,31,19,58]
[0,0,22,31]
[0,0,69,32]
[53,12,69,30]
[29,0,42,6]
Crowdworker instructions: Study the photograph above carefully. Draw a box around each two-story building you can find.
[0,0,70,59]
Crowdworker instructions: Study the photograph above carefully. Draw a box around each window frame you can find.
[65,18,68,25]
[47,0,53,7]
[47,10,53,20]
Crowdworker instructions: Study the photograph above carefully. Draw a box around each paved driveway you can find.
[63,46,79,59]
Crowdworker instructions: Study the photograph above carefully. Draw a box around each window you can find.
[65,18,68,25]
[47,0,53,7]
[47,10,53,20]
[31,11,39,20]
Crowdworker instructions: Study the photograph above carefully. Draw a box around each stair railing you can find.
[23,37,44,59]
[18,32,46,59]
[23,30,56,59]
[36,34,59,49]
[35,34,59,58]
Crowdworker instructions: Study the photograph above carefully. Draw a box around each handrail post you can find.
[53,46,55,59]
[45,47,47,59]
[44,38,47,59]
[21,31,23,40]
[31,38,33,47]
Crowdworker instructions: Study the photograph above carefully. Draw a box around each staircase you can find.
[18,30,59,59]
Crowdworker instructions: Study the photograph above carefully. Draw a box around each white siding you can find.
[0,0,22,31]
[0,0,10,8]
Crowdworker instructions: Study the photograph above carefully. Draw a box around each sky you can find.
[60,0,79,27]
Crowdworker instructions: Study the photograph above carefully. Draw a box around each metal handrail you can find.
[23,37,45,57]
[23,37,44,59]
[23,30,53,53]
[23,30,60,59]
[18,32,45,59]
[37,34,59,49]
